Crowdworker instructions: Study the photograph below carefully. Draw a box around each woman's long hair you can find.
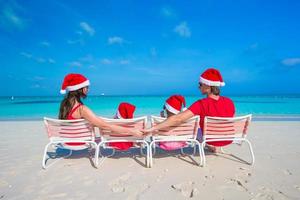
[58,88,87,119]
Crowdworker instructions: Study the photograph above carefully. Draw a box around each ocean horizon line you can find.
[1,114,300,122]
[2,93,300,98]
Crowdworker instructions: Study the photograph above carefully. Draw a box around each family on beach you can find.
[58,68,235,152]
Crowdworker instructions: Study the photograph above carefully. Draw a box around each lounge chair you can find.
[42,117,97,169]
[201,114,254,166]
[96,116,150,167]
[149,115,202,167]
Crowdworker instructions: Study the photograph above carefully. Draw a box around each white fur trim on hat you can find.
[60,89,67,94]
[116,110,123,119]
[199,77,225,87]
[62,80,90,94]
[165,103,180,114]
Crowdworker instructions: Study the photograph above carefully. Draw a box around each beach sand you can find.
[0,120,300,200]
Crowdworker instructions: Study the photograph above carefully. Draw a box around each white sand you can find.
[0,121,300,200]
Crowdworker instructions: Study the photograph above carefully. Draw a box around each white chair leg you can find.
[100,142,116,158]
[95,143,100,166]
[193,144,196,155]
[64,149,73,158]
[194,141,203,167]
[95,142,102,167]
[140,143,146,156]
[143,142,150,168]
[200,142,206,167]
[244,139,255,165]
[96,142,110,167]
[189,141,196,155]
[147,143,150,168]
[42,143,73,169]
[180,148,185,155]
[220,147,226,154]
[90,142,97,167]
[42,143,51,169]
[97,156,107,167]
[149,141,155,168]
[137,141,149,167]
[96,142,108,167]
[107,148,116,158]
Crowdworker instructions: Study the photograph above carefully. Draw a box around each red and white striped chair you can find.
[96,116,149,167]
[149,115,202,167]
[201,114,254,166]
[42,117,97,169]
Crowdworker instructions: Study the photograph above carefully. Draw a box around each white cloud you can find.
[40,41,50,47]
[80,22,95,36]
[67,23,94,46]
[48,58,56,64]
[120,60,130,65]
[20,52,32,58]
[20,52,55,64]
[108,36,124,45]
[69,61,82,67]
[281,58,300,66]
[101,59,112,65]
[174,21,191,38]
[161,6,175,18]
[0,2,26,30]
[67,39,84,45]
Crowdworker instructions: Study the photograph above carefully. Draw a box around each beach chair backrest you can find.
[44,117,95,142]
[98,116,147,139]
[150,116,200,140]
[203,114,252,139]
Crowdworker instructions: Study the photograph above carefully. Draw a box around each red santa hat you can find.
[115,102,136,119]
[164,95,186,114]
[60,73,90,94]
[199,68,225,87]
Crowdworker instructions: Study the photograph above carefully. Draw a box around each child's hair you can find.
[58,88,86,119]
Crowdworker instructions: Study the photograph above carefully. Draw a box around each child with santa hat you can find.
[144,68,235,153]
[159,95,188,151]
[59,74,143,148]
[108,102,136,150]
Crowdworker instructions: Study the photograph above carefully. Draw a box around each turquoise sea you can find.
[1,95,300,121]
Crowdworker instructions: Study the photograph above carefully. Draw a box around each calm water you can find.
[1,95,300,120]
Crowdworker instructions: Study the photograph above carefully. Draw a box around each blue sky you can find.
[1,0,300,96]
